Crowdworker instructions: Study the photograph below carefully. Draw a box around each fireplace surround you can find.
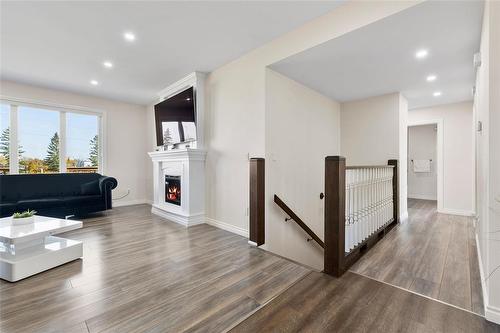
[148,149,206,226]
[149,72,206,227]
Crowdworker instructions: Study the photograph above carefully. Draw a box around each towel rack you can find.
[410,159,432,162]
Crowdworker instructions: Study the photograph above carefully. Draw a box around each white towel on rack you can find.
[413,159,431,173]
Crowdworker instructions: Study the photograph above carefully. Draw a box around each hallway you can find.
[350,199,483,314]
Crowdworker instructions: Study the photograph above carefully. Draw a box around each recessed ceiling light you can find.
[426,74,437,82]
[103,61,113,68]
[123,32,136,42]
[415,49,429,59]
[90,80,99,86]
[186,98,191,101]
[433,91,442,97]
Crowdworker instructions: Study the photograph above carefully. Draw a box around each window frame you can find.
[0,96,105,175]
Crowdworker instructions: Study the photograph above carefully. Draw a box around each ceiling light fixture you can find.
[426,74,437,82]
[123,32,136,42]
[415,49,429,59]
[433,91,442,97]
[103,61,113,68]
[90,80,99,86]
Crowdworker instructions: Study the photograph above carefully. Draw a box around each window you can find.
[0,104,9,174]
[0,101,103,175]
[18,106,60,174]
[66,113,99,173]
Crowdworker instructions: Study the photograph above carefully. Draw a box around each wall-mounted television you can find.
[154,87,196,146]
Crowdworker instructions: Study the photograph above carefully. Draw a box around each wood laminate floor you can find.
[350,199,484,315]
[231,271,500,333]
[0,205,310,333]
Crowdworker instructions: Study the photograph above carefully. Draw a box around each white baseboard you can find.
[151,205,204,227]
[408,194,437,201]
[112,199,151,207]
[486,305,500,324]
[475,233,489,313]
[438,208,475,216]
[475,233,500,324]
[205,217,249,238]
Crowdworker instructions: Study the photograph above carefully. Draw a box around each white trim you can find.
[112,199,151,207]
[152,205,205,227]
[408,194,437,201]
[98,112,106,174]
[400,210,409,222]
[439,208,475,216]
[9,105,18,174]
[148,148,206,162]
[0,95,104,116]
[59,111,67,172]
[408,119,444,213]
[486,305,500,324]
[476,233,488,310]
[474,233,500,324]
[1,96,106,175]
[156,72,206,149]
[205,217,249,238]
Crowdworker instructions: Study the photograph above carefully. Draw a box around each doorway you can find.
[407,119,444,212]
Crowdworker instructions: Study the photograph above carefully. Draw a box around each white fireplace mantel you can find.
[148,148,206,227]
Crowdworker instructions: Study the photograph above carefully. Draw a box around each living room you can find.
[1,1,500,332]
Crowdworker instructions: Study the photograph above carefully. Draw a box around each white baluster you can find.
[345,170,352,252]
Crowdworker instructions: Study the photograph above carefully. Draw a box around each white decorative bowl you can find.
[11,216,35,225]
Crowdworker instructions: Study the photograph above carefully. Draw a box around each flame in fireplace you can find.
[167,185,180,201]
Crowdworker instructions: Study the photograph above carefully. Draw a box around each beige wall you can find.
[201,1,419,237]
[0,80,149,206]
[409,101,474,214]
[474,0,500,324]
[340,92,408,220]
[264,69,340,270]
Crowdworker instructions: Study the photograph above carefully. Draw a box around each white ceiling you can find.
[0,1,343,105]
[270,1,484,109]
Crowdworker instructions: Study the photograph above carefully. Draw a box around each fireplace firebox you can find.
[165,175,181,205]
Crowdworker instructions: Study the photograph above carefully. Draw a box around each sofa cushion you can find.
[63,195,102,206]
[0,173,103,201]
[17,198,64,210]
[81,180,100,195]
[0,203,17,216]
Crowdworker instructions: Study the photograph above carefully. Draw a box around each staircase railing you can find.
[273,194,324,248]
[324,157,399,277]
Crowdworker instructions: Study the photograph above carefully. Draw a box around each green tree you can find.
[89,135,99,167]
[44,132,59,172]
[163,128,173,147]
[0,127,24,164]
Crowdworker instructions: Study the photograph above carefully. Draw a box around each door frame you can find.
[407,119,444,213]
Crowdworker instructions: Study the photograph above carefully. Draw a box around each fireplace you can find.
[149,148,206,226]
[165,175,181,205]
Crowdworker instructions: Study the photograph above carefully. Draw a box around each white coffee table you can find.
[0,215,83,282]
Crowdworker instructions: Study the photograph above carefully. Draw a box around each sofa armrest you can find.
[98,176,118,209]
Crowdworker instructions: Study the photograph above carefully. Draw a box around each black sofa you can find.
[0,173,117,218]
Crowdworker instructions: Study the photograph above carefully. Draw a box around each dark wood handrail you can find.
[273,195,325,248]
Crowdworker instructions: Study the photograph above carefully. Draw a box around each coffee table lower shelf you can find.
[0,236,83,282]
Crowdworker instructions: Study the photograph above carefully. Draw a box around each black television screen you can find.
[154,87,196,146]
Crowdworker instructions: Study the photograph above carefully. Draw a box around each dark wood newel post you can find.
[388,159,399,223]
[324,156,346,277]
[249,158,265,246]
